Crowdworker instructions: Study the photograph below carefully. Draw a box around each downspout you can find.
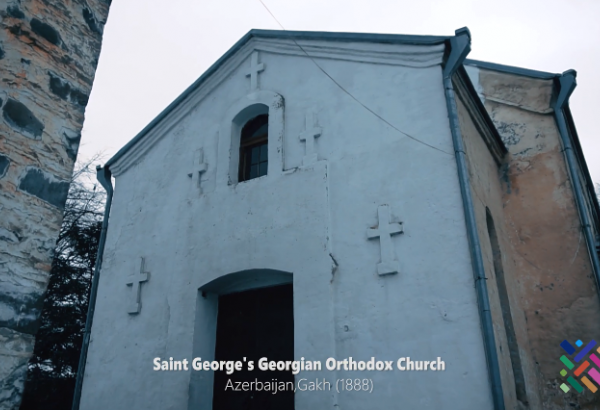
[443,27,505,410]
[72,165,114,410]
[554,71,600,295]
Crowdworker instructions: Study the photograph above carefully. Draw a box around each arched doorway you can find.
[191,269,295,410]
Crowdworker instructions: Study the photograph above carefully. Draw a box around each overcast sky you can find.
[79,0,599,186]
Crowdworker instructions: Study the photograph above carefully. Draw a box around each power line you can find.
[258,0,285,29]
[256,0,453,156]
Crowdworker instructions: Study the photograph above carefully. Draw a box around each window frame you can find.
[238,115,269,182]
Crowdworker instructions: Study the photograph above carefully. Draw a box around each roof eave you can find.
[104,29,451,168]
[105,30,255,168]
[563,103,600,229]
[465,58,560,80]
[456,64,508,156]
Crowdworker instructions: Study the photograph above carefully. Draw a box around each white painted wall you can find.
[81,37,493,409]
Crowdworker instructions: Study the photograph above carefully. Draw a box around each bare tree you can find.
[20,156,105,410]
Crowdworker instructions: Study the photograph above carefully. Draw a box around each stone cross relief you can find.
[188,148,208,194]
[367,205,404,276]
[246,51,265,92]
[298,110,322,165]
[126,257,150,314]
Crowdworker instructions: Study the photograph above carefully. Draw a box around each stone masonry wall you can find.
[0,1,110,408]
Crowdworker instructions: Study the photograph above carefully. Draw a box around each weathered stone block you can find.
[61,127,82,161]
[0,281,45,335]
[0,228,19,243]
[2,99,44,140]
[82,7,102,34]
[6,6,25,20]
[29,18,61,46]
[48,71,89,108]
[0,154,9,178]
[17,168,70,209]
[0,328,35,409]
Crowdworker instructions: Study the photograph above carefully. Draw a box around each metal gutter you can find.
[464,58,558,80]
[554,71,600,295]
[562,106,600,234]
[105,29,450,169]
[71,166,114,410]
[444,28,505,410]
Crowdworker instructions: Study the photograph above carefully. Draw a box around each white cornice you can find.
[252,38,445,68]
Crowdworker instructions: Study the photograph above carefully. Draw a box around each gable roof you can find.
[104,29,453,168]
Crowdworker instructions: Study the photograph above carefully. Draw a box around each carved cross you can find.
[246,51,265,91]
[367,205,403,275]
[188,149,207,194]
[298,110,322,165]
[126,257,150,314]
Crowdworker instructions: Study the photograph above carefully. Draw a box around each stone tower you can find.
[0,1,111,408]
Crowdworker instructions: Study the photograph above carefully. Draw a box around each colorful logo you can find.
[559,339,600,393]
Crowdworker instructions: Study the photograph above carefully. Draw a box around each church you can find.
[75,28,600,410]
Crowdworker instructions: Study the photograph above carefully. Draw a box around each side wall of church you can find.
[454,77,541,409]
[465,66,600,409]
[0,1,111,408]
[82,41,495,410]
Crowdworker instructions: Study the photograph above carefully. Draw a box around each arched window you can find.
[239,114,268,182]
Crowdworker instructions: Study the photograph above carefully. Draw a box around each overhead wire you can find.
[256,0,453,156]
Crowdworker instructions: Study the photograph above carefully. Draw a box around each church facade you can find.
[77,28,600,410]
